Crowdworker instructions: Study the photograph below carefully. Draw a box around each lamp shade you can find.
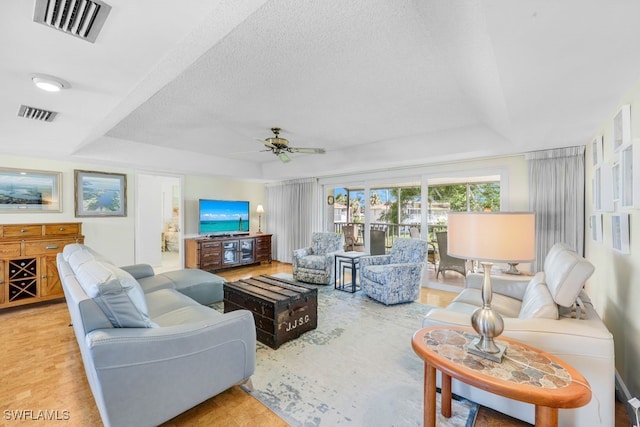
[256,204,265,214]
[447,212,535,263]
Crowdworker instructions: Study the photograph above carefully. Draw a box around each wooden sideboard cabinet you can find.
[0,222,84,309]
[185,234,272,273]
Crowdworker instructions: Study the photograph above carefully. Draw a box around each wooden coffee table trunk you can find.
[223,275,318,349]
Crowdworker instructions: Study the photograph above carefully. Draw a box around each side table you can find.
[334,251,368,293]
[411,327,591,427]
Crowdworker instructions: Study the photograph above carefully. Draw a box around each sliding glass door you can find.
[328,176,500,254]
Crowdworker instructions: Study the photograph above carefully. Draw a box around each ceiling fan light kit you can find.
[260,127,326,163]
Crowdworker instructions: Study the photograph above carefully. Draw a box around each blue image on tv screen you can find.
[199,199,250,234]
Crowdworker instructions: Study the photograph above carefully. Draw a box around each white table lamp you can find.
[447,212,535,362]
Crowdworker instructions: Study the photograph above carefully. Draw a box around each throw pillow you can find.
[68,249,95,271]
[93,279,157,328]
[75,260,153,328]
[62,243,86,262]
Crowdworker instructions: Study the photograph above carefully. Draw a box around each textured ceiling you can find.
[3,1,640,181]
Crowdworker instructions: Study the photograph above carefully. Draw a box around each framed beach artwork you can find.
[74,170,127,217]
[0,167,61,212]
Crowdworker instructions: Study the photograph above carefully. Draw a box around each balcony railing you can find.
[333,222,448,252]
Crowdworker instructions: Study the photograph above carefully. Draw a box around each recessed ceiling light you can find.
[31,74,70,92]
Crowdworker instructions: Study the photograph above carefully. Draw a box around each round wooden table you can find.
[411,327,591,427]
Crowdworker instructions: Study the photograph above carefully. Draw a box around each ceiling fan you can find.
[259,127,326,163]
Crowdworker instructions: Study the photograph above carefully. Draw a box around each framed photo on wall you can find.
[620,143,639,209]
[74,170,127,217]
[611,213,630,254]
[0,167,61,212]
[589,214,603,243]
[592,135,603,166]
[612,104,631,152]
[612,160,620,202]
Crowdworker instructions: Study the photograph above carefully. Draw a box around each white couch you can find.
[422,243,615,426]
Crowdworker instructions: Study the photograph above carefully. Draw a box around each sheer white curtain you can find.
[265,178,320,263]
[526,146,585,271]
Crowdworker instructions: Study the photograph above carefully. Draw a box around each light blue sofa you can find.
[57,244,256,427]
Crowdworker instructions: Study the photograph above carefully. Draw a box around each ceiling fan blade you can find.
[278,152,291,163]
[256,138,276,148]
[289,147,326,154]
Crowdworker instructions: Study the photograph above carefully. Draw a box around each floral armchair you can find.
[360,238,429,305]
[292,232,345,285]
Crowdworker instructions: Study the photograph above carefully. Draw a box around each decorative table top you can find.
[422,329,571,389]
[335,251,369,259]
[411,327,591,409]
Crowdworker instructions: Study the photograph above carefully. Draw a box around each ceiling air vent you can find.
[17,105,58,122]
[33,0,112,43]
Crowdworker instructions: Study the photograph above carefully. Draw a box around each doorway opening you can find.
[135,172,183,273]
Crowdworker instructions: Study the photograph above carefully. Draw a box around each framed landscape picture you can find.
[74,170,127,217]
[0,167,61,212]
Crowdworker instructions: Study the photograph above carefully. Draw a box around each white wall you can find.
[585,77,640,400]
[0,155,135,265]
[183,175,266,237]
[0,155,266,266]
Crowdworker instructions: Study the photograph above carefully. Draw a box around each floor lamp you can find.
[447,212,535,362]
[256,204,264,234]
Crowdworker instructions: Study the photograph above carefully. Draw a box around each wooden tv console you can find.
[185,234,272,273]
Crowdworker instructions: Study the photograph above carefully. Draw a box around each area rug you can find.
[222,274,478,426]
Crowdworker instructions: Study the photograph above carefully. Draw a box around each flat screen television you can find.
[198,199,250,236]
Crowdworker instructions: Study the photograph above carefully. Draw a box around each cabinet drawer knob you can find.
[59,227,65,231]
[21,228,26,233]
[45,245,59,250]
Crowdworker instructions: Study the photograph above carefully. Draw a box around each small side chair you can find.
[292,232,344,285]
[360,238,429,305]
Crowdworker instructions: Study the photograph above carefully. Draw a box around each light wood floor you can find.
[0,262,627,426]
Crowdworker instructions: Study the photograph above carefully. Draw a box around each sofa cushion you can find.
[518,272,558,319]
[93,280,157,328]
[156,269,225,305]
[544,243,595,307]
[144,289,222,326]
[68,248,95,271]
[63,243,86,261]
[297,254,327,270]
[75,260,153,328]
[450,288,522,318]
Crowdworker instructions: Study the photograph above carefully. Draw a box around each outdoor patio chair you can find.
[409,227,438,268]
[342,224,359,251]
[435,231,467,278]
